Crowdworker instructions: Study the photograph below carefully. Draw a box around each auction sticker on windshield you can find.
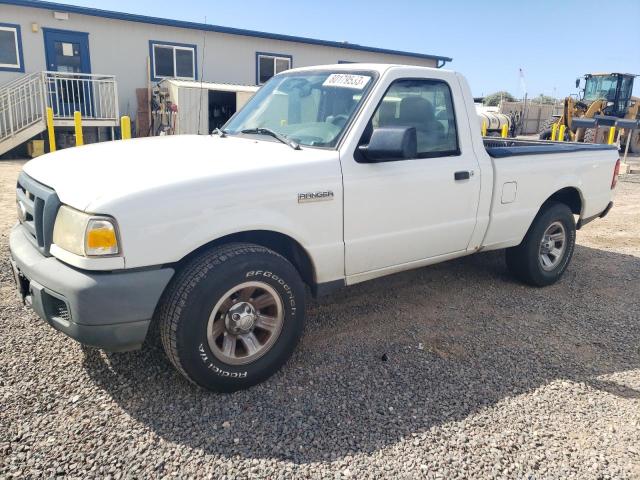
[323,74,371,90]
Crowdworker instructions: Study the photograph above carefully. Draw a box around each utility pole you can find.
[519,68,528,136]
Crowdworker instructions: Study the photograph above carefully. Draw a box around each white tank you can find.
[477,111,511,131]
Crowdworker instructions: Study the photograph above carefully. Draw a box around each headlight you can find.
[53,205,120,256]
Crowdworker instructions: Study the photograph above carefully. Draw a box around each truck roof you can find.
[285,63,454,75]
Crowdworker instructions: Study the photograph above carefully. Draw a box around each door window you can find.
[52,41,82,73]
[617,76,634,113]
[366,79,459,157]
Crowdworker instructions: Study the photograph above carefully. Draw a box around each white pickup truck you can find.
[10,64,620,391]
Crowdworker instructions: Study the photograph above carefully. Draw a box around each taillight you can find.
[611,159,620,189]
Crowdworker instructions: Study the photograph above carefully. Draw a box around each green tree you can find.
[531,94,557,104]
[483,91,517,106]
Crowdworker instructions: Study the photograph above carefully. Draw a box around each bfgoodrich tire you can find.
[505,202,576,287]
[158,243,305,392]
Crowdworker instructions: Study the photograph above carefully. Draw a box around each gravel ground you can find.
[1,159,639,479]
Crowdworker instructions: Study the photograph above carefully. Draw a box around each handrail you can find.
[43,71,117,80]
[0,71,42,93]
[1,71,119,145]
[42,71,119,120]
[0,72,45,142]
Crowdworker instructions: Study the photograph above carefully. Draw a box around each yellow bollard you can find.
[46,107,56,152]
[501,124,508,138]
[120,116,131,140]
[481,120,487,137]
[74,111,84,146]
[607,126,616,145]
[551,123,558,141]
[558,125,566,142]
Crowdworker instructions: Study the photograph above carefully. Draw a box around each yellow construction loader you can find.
[539,72,640,153]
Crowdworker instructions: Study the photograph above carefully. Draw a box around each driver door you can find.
[341,74,481,277]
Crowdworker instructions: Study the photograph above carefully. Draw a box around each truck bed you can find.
[484,138,617,158]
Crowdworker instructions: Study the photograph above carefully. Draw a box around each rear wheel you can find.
[505,202,576,287]
[158,243,306,392]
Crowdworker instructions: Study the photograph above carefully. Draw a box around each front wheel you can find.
[505,202,576,287]
[539,125,571,141]
[538,116,559,140]
[158,243,306,392]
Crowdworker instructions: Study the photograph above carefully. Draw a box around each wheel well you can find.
[178,231,316,288]
[544,187,582,216]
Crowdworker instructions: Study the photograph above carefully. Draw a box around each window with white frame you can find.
[0,23,23,72]
[257,53,291,84]
[150,41,196,81]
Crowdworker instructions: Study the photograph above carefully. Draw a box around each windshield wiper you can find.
[212,128,228,137]
[240,128,300,150]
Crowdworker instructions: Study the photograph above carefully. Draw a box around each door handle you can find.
[454,170,472,181]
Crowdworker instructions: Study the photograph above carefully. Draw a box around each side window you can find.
[256,53,292,85]
[149,41,197,81]
[368,79,459,157]
[0,23,24,72]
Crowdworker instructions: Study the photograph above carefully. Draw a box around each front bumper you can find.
[9,224,174,351]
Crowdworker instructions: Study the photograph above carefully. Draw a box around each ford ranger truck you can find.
[9,64,620,392]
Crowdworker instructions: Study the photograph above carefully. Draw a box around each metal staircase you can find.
[0,71,119,156]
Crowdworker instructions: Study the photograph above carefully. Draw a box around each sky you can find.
[52,0,640,98]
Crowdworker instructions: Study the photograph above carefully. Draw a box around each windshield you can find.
[583,75,618,102]
[224,71,376,148]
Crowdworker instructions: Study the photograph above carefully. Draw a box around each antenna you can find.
[197,16,207,135]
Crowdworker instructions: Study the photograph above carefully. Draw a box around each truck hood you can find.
[23,135,334,211]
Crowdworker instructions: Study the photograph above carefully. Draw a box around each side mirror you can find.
[358,127,417,162]
[575,78,581,88]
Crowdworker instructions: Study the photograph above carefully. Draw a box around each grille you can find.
[16,172,61,256]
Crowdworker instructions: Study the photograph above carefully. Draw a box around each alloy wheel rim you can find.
[207,281,284,365]
[539,221,567,271]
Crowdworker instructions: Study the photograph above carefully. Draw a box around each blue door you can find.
[43,29,92,117]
